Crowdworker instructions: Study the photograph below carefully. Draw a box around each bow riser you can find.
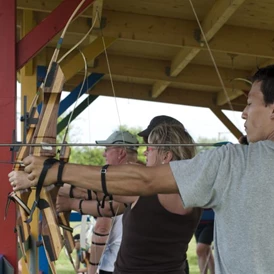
[15,190,31,242]
[31,63,65,157]
[59,212,75,254]
[39,189,63,261]
[28,62,65,272]
[57,145,77,268]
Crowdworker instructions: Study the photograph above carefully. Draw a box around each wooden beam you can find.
[170,0,247,77]
[28,9,274,59]
[58,95,98,133]
[17,0,61,12]
[93,0,103,29]
[17,3,274,58]
[202,0,247,41]
[71,54,249,91]
[21,10,34,75]
[151,81,170,98]
[170,48,200,77]
[59,36,116,81]
[216,88,244,106]
[17,0,94,18]
[210,107,243,139]
[16,0,95,69]
[85,1,104,70]
[251,59,274,75]
[81,79,245,111]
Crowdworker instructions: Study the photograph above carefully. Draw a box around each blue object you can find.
[201,209,214,221]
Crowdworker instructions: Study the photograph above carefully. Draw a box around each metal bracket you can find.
[20,96,38,144]
[10,129,21,163]
[194,29,205,47]
[165,66,171,77]
[87,17,107,31]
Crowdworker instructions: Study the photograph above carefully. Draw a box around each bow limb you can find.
[5,102,40,271]
[57,144,78,271]
[27,62,65,274]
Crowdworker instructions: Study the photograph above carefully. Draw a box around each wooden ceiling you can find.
[16,0,274,138]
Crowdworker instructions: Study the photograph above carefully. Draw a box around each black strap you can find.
[91,241,106,246]
[101,164,110,196]
[55,160,65,187]
[69,185,75,198]
[108,195,116,216]
[87,190,92,200]
[59,223,73,232]
[79,199,84,215]
[101,195,107,208]
[97,202,103,217]
[92,228,109,237]
[93,191,103,217]
[26,158,59,223]
[89,261,99,266]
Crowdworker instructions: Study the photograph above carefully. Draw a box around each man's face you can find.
[242,81,274,142]
[103,146,121,165]
[75,240,80,251]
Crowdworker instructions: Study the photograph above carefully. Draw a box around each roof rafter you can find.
[64,79,245,112]
[56,53,250,93]
[170,0,247,77]
[19,9,274,60]
[210,107,243,139]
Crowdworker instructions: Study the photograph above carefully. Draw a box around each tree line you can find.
[58,124,227,166]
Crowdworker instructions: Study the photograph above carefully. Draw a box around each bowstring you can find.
[188,0,235,113]
[60,49,88,144]
[96,10,126,142]
[57,3,100,144]
[88,8,124,267]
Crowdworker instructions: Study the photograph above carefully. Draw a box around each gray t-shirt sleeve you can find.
[170,145,235,209]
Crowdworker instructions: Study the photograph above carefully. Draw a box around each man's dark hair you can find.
[73,234,80,241]
[252,64,274,105]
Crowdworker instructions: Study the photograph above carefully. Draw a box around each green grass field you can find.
[55,236,200,274]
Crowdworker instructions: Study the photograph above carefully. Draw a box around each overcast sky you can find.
[17,85,245,145]
[63,93,245,144]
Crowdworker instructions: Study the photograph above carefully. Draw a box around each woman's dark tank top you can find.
[114,195,202,274]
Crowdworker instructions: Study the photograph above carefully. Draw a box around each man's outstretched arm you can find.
[9,155,179,196]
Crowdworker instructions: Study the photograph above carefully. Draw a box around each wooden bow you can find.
[23,0,90,270]
[6,64,76,273]
[8,1,97,271]
[5,103,40,272]
[26,61,65,274]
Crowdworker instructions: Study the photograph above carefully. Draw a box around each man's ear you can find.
[270,103,274,119]
[119,148,127,158]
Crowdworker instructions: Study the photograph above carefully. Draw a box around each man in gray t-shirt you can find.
[171,141,274,273]
[9,64,274,274]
